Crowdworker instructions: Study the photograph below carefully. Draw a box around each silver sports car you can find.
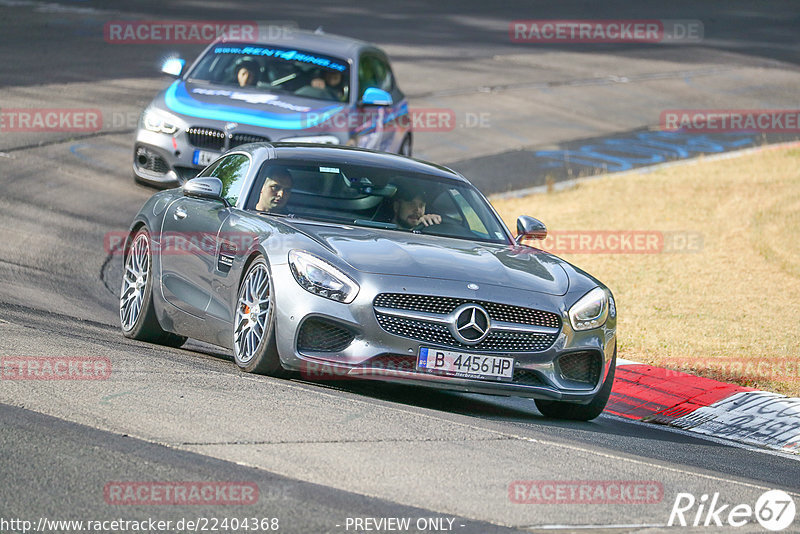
[120,144,617,420]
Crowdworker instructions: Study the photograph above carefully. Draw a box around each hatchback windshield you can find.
[246,159,510,244]
[187,43,350,103]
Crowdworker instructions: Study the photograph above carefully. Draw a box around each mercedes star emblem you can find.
[450,304,490,345]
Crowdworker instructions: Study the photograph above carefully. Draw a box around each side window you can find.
[203,153,250,206]
[450,189,489,235]
[358,55,394,99]
[197,158,223,178]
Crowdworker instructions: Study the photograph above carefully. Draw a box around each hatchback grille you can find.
[229,133,269,148]
[297,318,354,352]
[186,127,225,151]
[557,351,602,385]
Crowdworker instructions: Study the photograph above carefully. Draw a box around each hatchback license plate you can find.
[193,149,218,166]
[417,347,514,381]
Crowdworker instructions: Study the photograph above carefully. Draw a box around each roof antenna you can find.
[314,26,324,34]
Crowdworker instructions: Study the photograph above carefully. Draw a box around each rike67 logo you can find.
[669,490,796,531]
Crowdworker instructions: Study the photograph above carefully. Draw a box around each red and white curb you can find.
[493,138,800,456]
[607,359,800,455]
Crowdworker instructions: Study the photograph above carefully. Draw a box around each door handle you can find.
[174,207,187,220]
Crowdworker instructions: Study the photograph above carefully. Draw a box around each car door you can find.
[159,153,251,318]
[356,53,407,152]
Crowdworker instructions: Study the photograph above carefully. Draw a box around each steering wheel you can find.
[411,221,474,238]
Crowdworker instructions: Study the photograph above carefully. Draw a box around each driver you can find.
[310,69,345,101]
[235,60,259,87]
[256,168,292,213]
[391,186,441,229]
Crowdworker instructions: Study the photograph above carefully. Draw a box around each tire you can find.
[398,135,412,157]
[120,227,187,348]
[233,256,286,376]
[535,355,616,421]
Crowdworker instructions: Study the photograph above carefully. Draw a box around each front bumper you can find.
[133,129,204,187]
[132,117,352,187]
[270,264,617,402]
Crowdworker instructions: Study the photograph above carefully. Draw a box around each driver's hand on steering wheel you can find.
[416,213,442,227]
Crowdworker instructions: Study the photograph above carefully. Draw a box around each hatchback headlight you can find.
[568,287,609,331]
[142,109,179,135]
[288,250,359,303]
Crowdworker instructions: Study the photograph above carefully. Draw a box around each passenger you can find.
[391,185,441,229]
[256,169,292,213]
[235,60,259,87]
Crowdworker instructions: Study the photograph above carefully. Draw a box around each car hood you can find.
[286,221,570,296]
[160,80,346,130]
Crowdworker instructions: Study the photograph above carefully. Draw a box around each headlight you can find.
[288,250,359,303]
[280,135,339,144]
[142,109,179,135]
[568,287,609,331]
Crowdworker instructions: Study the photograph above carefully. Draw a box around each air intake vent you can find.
[557,351,602,385]
[297,318,354,352]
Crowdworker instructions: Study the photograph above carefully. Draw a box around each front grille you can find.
[186,127,225,151]
[297,318,354,352]
[375,314,557,353]
[135,147,169,174]
[373,293,560,353]
[557,351,602,385]
[374,293,560,329]
[229,133,269,148]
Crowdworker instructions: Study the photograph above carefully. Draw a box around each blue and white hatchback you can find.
[133,29,412,186]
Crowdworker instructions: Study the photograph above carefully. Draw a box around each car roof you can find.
[217,29,383,60]
[238,143,468,182]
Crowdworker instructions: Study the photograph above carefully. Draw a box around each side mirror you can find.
[183,177,229,206]
[515,215,547,244]
[161,57,185,77]
[360,87,393,106]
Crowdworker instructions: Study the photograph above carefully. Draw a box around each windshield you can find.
[186,43,350,103]
[245,159,511,244]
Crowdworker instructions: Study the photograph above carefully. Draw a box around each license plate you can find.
[417,347,514,381]
[193,149,218,166]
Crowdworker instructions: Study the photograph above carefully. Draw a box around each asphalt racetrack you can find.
[1,1,799,532]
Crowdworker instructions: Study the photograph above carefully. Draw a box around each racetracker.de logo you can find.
[0,108,101,132]
[509,20,703,43]
[104,20,259,44]
[1,357,111,380]
[509,480,663,504]
[104,482,259,505]
[299,359,416,381]
[303,108,461,133]
[530,230,704,254]
[661,109,800,133]
[105,231,259,256]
